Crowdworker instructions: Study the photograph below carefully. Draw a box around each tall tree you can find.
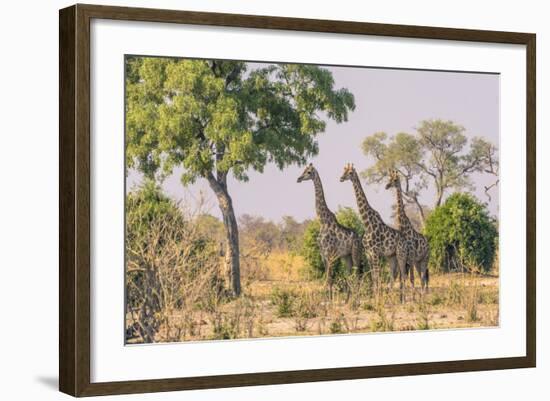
[361,119,498,224]
[126,57,355,296]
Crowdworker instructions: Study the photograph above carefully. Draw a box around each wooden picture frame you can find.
[59,3,536,397]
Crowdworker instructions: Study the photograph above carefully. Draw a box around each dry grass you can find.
[127,250,499,343]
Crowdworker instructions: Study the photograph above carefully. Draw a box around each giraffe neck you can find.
[350,171,379,229]
[394,181,412,231]
[312,174,337,226]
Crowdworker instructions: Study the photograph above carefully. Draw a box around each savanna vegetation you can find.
[125,181,499,343]
[125,57,499,344]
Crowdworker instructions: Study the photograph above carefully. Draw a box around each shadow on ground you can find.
[35,376,58,391]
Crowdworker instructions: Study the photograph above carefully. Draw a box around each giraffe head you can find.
[297,163,317,183]
[385,169,400,189]
[339,163,356,182]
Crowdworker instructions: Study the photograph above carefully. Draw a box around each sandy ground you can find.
[127,262,499,343]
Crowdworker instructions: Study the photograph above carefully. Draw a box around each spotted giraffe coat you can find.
[386,170,430,289]
[340,165,412,299]
[297,164,363,291]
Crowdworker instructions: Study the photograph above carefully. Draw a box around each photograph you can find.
[124,56,501,344]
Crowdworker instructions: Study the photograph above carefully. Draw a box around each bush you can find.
[126,179,185,247]
[425,193,498,273]
[125,180,224,343]
[301,207,366,278]
[270,287,296,317]
[301,219,324,278]
[125,180,184,320]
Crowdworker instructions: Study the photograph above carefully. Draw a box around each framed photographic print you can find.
[59,3,536,397]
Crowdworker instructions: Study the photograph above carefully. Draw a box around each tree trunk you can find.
[207,176,241,296]
[411,196,426,226]
[435,185,444,207]
[435,172,444,207]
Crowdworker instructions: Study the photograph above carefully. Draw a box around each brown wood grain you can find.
[59,5,76,396]
[59,3,536,397]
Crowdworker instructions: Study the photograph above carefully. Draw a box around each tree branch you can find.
[414,161,437,179]
[484,179,500,202]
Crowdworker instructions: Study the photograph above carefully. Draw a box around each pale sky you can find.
[127,63,499,224]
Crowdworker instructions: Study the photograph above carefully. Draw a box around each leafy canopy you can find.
[424,193,498,273]
[126,57,356,183]
[361,119,498,221]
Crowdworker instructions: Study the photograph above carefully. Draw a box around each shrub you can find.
[270,287,296,317]
[369,308,395,332]
[210,298,257,341]
[301,219,324,278]
[126,179,185,250]
[293,291,320,332]
[301,207,367,278]
[424,193,498,273]
[329,314,345,334]
[294,290,321,319]
[125,181,224,343]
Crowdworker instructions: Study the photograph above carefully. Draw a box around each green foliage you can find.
[301,219,324,278]
[361,119,498,220]
[424,193,498,273]
[125,57,355,182]
[126,181,218,273]
[126,57,356,296]
[126,179,184,248]
[270,287,296,317]
[125,182,228,342]
[125,181,182,315]
[335,206,365,238]
[125,181,222,311]
[301,207,366,278]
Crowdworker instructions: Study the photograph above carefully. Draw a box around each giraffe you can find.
[340,163,412,302]
[386,169,430,292]
[297,163,363,298]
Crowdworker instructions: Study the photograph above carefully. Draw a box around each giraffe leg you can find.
[369,253,382,298]
[420,256,429,293]
[396,247,408,304]
[388,256,398,292]
[410,262,417,302]
[342,255,353,275]
[351,240,362,274]
[340,255,354,303]
[324,256,335,301]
